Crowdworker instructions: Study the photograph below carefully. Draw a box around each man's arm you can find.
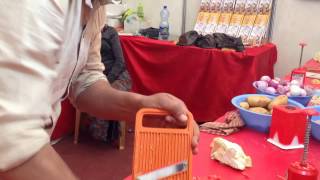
[75,80,199,154]
[70,4,199,154]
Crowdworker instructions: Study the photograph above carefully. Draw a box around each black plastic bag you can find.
[139,27,160,39]
[177,31,245,52]
[176,30,200,46]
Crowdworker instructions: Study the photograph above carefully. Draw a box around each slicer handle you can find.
[135,108,194,132]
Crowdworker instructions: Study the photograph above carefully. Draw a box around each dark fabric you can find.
[194,34,217,49]
[212,33,244,51]
[177,31,245,52]
[89,118,119,143]
[120,36,277,122]
[176,30,199,46]
[89,26,132,143]
[200,110,245,135]
[101,26,126,83]
[139,27,160,40]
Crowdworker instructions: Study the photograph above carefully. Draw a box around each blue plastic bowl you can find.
[232,94,304,133]
[253,82,312,106]
[305,106,320,141]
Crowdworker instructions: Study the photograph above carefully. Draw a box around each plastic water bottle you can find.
[159,5,170,40]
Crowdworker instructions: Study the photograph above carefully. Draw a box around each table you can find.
[125,130,320,180]
[120,36,277,122]
[193,130,320,179]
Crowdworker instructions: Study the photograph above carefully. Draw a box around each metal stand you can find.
[181,0,187,34]
[267,0,277,41]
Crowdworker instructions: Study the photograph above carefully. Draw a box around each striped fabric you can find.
[200,110,245,136]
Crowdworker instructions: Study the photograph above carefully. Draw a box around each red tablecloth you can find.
[193,131,320,179]
[125,130,320,180]
[51,99,75,141]
[120,36,277,122]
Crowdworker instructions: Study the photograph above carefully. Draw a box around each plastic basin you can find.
[232,94,304,133]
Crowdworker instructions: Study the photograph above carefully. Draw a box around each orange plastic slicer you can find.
[132,108,193,180]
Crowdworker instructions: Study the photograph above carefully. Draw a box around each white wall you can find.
[123,0,320,77]
[185,0,201,32]
[123,0,183,36]
[271,0,320,77]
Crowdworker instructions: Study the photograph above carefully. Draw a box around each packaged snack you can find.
[200,0,211,11]
[244,0,260,15]
[194,0,212,33]
[248,14,269,46]
[194,11,211,34]
[226,13,245,37]
[237,14,257,44]
[234,0,247,14]
[214,0,235,33]
[211,0,224,13]
[215,12,232,33]
[204,12,221,34]
[221,0,236,13]
[247,0,272,45]
[257,0,272,15]
[225,0,247,37]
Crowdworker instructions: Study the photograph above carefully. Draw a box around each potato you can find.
[268,95,288,110]
[240,102,250,109]
[249,107,270,115]
[247,96,272,108]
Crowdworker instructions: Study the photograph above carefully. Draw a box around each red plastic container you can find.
[268,106,307,149]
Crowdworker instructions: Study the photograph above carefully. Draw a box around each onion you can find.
[260,76,271,82]
[291,80,300,86]
[283,85,290,93]
[290,85,301,96]
[279,79,288,86]
[269,79,279,89]
[277,85,287,95]
[255,81,268,90]
[265,87,276,94]
[274,77,281,82]
[300,89,307,97]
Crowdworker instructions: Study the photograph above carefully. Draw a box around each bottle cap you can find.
[164,5,167,8]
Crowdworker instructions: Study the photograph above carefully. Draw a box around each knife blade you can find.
[136,160,188,180]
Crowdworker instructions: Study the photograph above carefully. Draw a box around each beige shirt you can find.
[0,0,107,171]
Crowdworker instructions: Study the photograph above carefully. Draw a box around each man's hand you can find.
[140,93,200,154]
